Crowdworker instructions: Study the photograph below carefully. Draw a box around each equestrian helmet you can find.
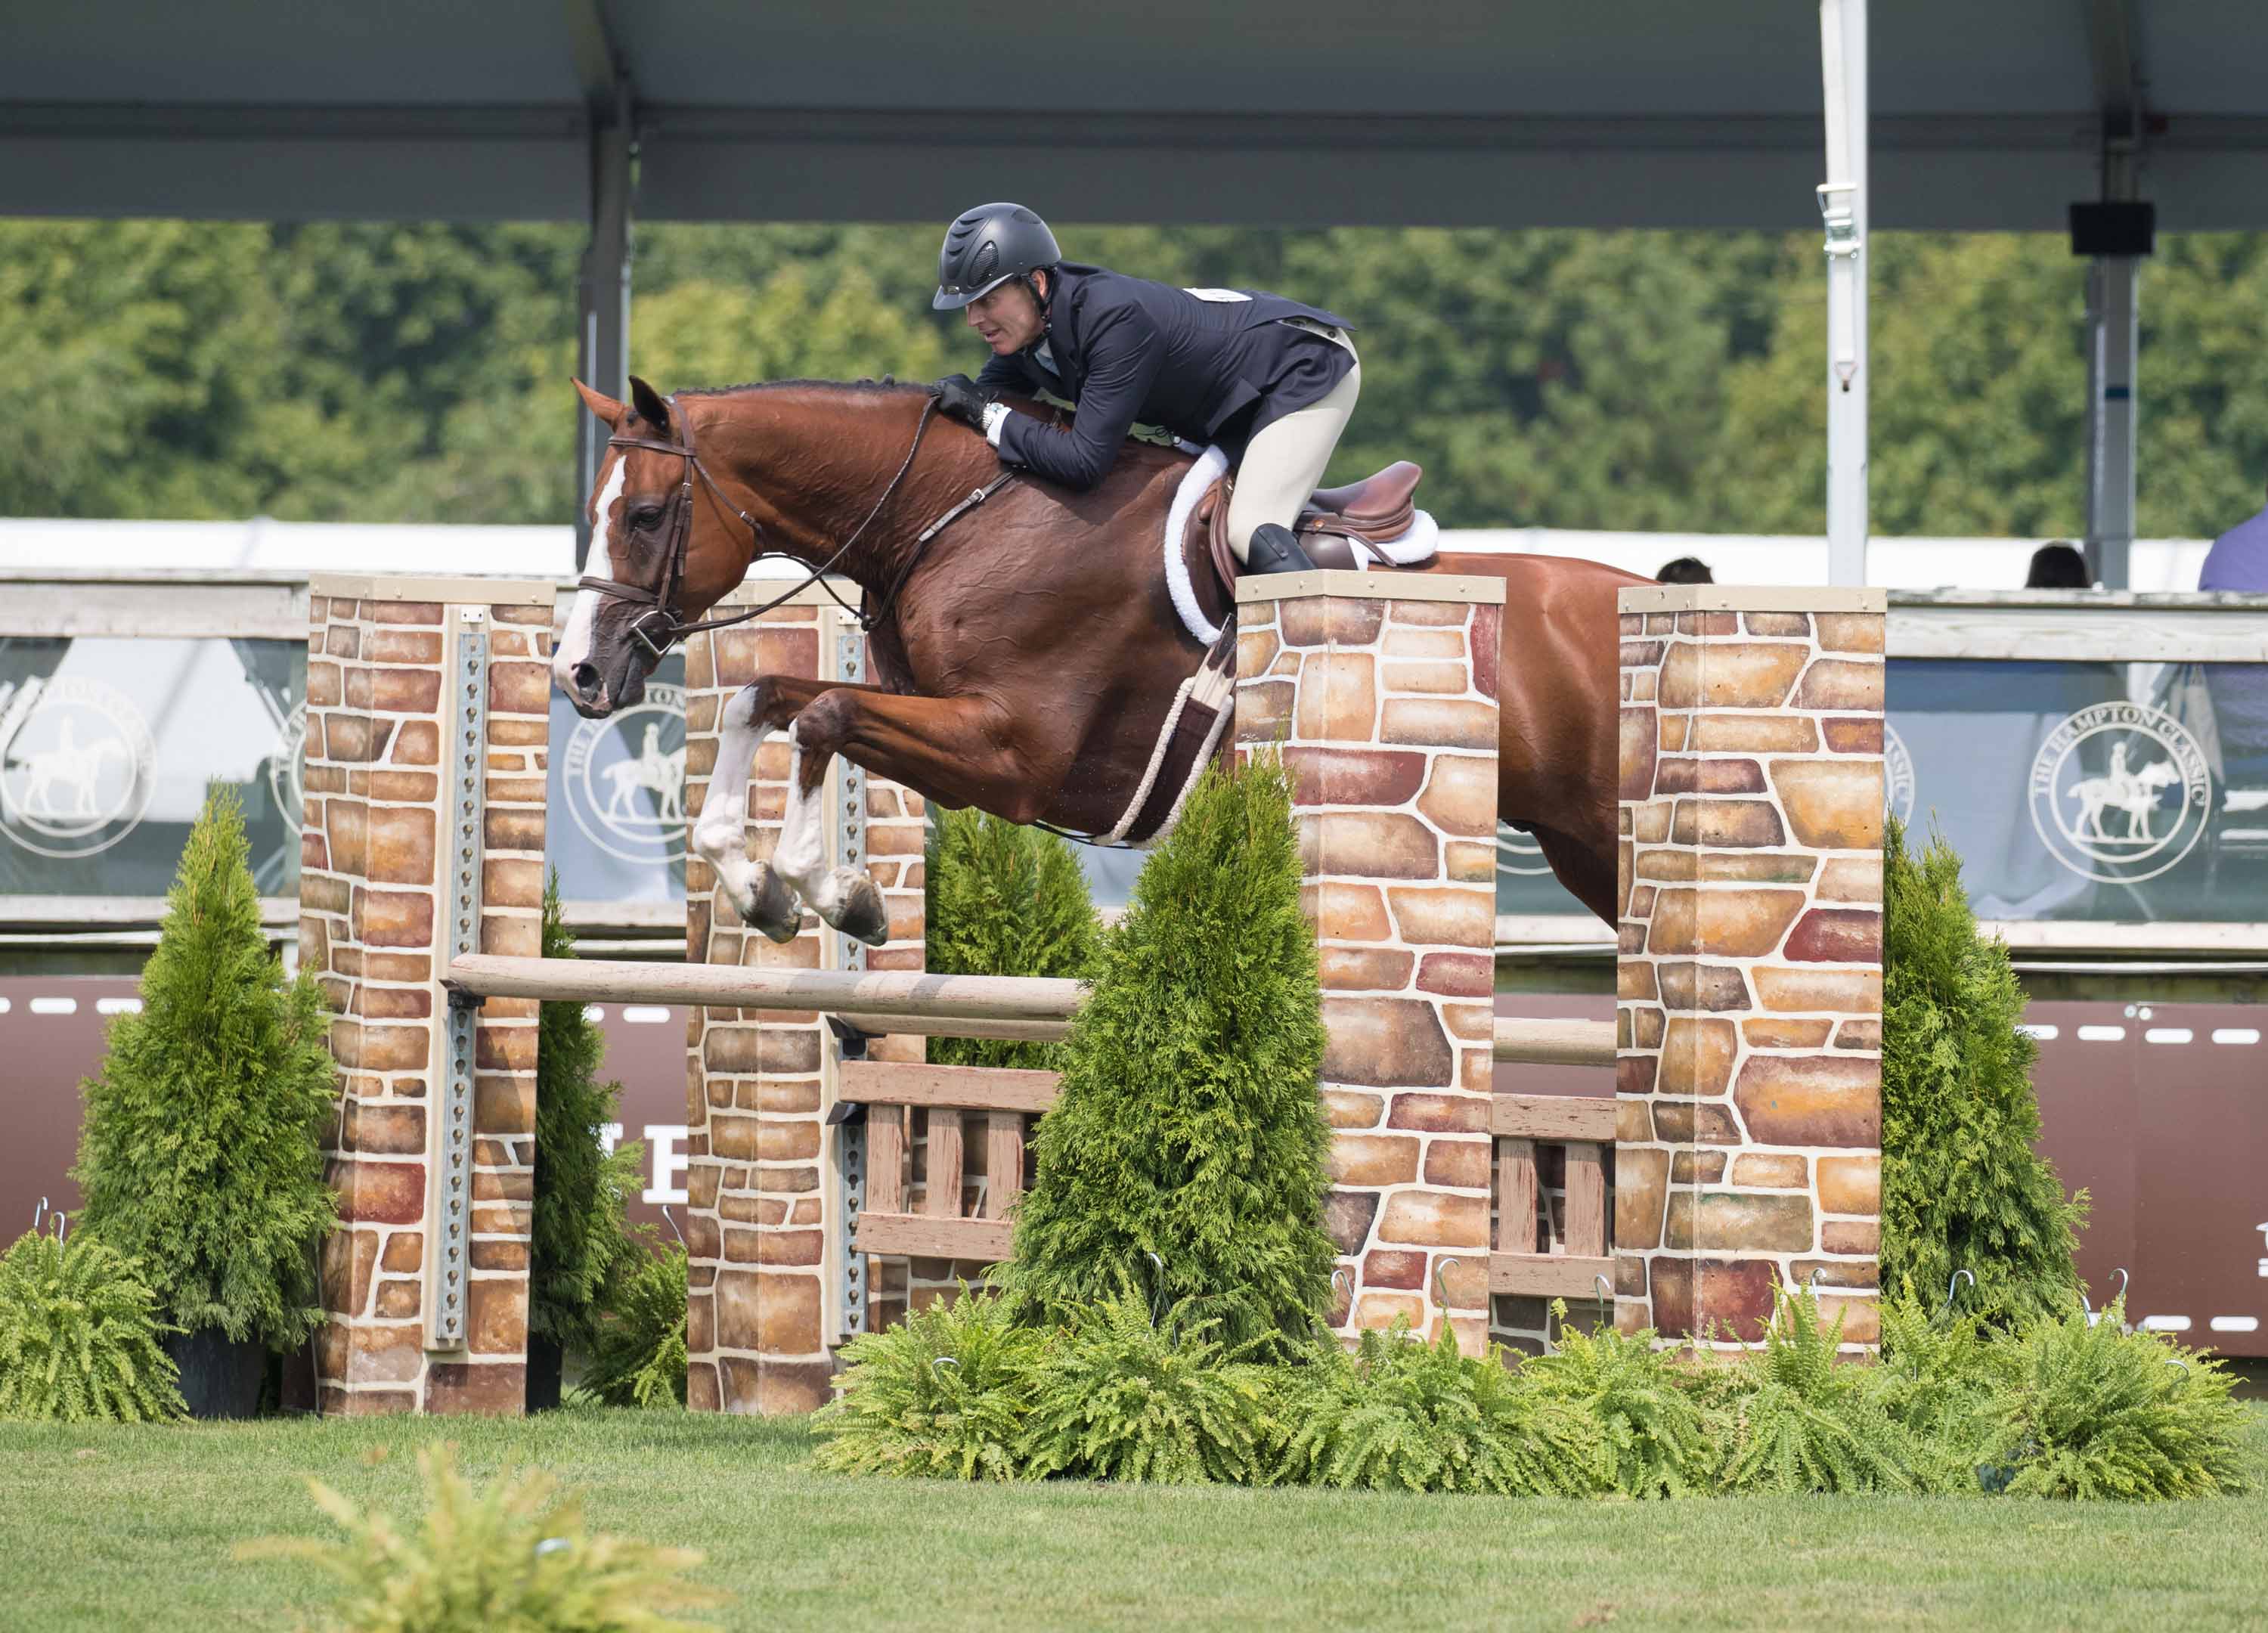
[932,203,1061,310]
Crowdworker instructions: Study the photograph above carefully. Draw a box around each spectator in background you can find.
[1656,556,1714,584]
[2025,541,2091,588]
[2200,487,2268,784]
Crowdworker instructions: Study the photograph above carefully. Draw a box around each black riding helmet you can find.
[932,202,1061,311]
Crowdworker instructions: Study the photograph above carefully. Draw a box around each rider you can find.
[928,202,1359,575]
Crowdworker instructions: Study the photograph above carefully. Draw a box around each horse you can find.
[553,374,1641,944]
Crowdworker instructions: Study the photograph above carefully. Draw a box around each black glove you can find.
[932,373,996,430]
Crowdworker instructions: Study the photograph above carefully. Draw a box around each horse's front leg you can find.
[779,686,1054,948]
[687,682,804,943]
[688,674,915,944]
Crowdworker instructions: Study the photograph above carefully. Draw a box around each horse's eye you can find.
[631,505,664,531]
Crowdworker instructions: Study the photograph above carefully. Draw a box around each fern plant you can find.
[1983,1297,2250,1500]
[1271,1321,1585,1496]
[575,1239,688,1410]
[1018,1294,1274,1486]
[1867,1282,2006,1492]
[1520,1306,1710,1498]
[1711,1286,1916,1495]
[237,1442,723,1631]
[0,1228,184,1424]
[813,1288,1048,1481]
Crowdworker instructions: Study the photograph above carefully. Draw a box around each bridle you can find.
[578,391,1015,662]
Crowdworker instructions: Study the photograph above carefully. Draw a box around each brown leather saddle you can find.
[1186,458,1430,600]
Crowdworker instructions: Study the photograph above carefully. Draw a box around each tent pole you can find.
[575,98,634,575]
[2084,145,2139,592]
[1818,0,1870,587]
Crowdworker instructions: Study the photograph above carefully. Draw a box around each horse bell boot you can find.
[1244,522,1318,575]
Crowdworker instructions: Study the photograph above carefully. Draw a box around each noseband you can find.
[577,390,1014,661]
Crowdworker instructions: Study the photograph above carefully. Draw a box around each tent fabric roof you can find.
[5,1,2266,229]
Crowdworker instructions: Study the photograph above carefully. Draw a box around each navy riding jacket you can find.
[974,262,1354,491]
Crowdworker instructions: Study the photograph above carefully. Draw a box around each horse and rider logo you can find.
[2028,702,2211,884]
[1883,723,1916,826]
[562,683,689,866]
[0,676,158,860]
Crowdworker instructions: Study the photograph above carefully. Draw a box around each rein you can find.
[578,392,1014,658]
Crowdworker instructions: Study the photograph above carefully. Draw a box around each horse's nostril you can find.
[571,662,603,701]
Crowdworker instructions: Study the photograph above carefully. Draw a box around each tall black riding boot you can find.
[1243,522,1318,575]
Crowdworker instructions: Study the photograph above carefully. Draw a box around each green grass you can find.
[3,1405,2264,1631]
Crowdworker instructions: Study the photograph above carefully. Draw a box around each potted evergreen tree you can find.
[998,757,1335,1354]
[925,806,1101,1071]
[1881,818,2087,1318]
[74,786,339,1417]
[527,874,643,1409]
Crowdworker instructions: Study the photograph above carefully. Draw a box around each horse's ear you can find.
[573,377,626,426]
[627,375,671,432]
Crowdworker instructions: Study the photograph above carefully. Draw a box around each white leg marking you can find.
[690,686,768,920]
[771,724,840,913]
[553,454,627,695]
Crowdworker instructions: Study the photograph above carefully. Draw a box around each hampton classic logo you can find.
[268,700,307,832]
[0,675,157,859]
[1883,722,1916,826]
[563,683,688,865]
[1496,819,1553,878]
[2027,702,2211,884]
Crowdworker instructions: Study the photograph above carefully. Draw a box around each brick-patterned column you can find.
[679,585,926,1415]
[1235,572,1504,1356]
[302,575,553,1413]
[1613,587,1885,1354]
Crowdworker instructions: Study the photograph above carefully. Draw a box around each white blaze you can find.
[554,453,628,694]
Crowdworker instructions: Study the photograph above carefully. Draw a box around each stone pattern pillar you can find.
[1234,572,1504,1355]
[679,587,926,1415]
[1613,587,1886,1353]
[302,575,553,1414]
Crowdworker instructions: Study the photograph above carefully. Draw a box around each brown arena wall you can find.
[302,575,554,1415]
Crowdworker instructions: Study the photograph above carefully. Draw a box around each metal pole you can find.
[2085,151,2139,591]
[575,104,634,573]
[1818,0,1869,587]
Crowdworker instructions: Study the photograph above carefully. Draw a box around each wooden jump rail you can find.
[449,950,1617,1275]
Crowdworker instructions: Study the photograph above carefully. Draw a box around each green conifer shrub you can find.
[924,807,1101,1071]
[813,1287,1048,1481]
[530,875,644,1362]
[1018,1295,1273,1485]
[1982,1297,2251,1500]
[1710,1287,1917,1494]
[576,1239,690,1410]
[237,1443,725,1631]
[1520,1307,1710,1498]
[1269,1322,1586,1495]
[74,786,338,1349]
[996,758,1334,1355]
[0,1229,184,1423]
[1882,819,2086,1321]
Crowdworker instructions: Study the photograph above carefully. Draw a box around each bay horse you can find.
[555,375,1640,944]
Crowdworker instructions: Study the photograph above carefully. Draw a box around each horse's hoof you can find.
[815,867,891,948]
[742,862,804,944]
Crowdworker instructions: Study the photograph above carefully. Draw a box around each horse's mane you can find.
[676,377,931,401]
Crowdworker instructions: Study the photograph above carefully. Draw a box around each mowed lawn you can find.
[2,1406,2263,1631]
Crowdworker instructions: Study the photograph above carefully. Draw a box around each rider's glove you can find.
[932,373,996,430]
